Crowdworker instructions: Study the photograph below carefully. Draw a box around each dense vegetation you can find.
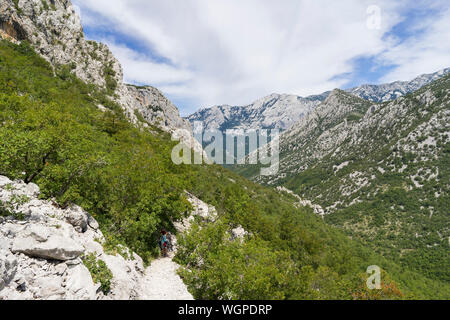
[0,40,190,262]
[0,40,448,299]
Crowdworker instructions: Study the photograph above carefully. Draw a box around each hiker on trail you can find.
[159,230,169,256]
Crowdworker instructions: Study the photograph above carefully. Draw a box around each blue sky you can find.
[72,0,450,116]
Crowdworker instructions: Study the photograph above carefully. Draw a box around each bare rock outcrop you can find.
[0,0,121,88]
[126,85,191,133]
[173,193,218,234]
[0,175,148,300]
[11,224,85,261]
[0,0,193,136]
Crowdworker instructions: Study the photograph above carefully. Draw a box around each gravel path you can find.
[142,254,194,300]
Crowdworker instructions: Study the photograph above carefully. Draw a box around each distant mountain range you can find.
[187,67,450,132]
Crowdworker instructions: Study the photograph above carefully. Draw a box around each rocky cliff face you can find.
[0,0,191,135]
[126,85,191,133]
[0,0,121,87]
[187,68,450,132]
[187,93,327,132]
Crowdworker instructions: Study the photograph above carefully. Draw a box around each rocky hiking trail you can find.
[142,253,193,300]
[0,176,214,300]
[141,195,220,300]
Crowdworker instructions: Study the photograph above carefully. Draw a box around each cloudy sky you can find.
[72,0,450,116]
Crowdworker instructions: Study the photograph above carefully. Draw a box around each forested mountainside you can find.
[235,74,450,285]
[187,68,450,132]
[0,0,448,300]
[3,39,448,299]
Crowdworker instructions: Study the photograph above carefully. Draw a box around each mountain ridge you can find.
[187,67,450,132]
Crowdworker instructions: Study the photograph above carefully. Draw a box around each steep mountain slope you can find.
[238,74,450,282]
[187,68,450,132]
[348,68,450,103]
[126,84,191,133]
[0,0,191,135]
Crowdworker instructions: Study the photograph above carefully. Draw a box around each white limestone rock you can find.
[64,205,88,233]
[0,0,194,136]
[187,68,450,133]
[65,264,97,300]
[101,250,145,300]
[174,193,217,234]
[126,85,192,133]
[11,229,85,261]
[87,215,99,230]
[230,226,248,242]
[0,176,153,300]
[0,250,17,291]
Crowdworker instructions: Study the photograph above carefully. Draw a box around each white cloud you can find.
[379,4,450,82]
[104,41,194,85]
[73,0,449,115]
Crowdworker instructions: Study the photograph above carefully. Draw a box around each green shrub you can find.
[82,253,113,294]
[103,63,117,94]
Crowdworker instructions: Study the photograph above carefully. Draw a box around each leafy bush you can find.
[103,63,117,94]
[82,253,113,294]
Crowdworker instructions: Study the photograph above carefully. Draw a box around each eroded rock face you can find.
[0,0,193,135]
[0,175,147,300]
[0,0,122,88]
[126,85,192,133]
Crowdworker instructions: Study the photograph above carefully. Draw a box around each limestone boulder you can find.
[0,250,17,291]
[64,205,88,233]
[65,264,97,300]
[11,226,85,261]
